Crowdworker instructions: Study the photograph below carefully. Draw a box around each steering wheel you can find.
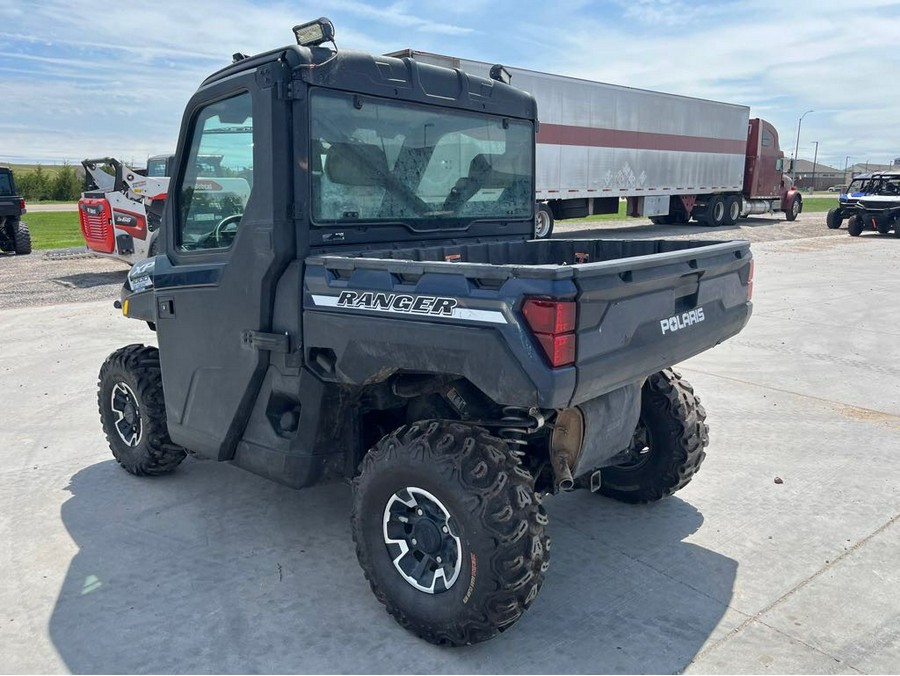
[212,214,242,247]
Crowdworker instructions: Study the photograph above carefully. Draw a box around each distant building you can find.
[790,159,841,191]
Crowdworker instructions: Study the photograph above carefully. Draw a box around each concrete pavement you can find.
[0,235,898,673]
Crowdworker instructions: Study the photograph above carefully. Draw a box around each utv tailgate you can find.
[306,238,752,408]
[566,240,751,403]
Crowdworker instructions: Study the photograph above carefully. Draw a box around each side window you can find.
[761,129,773,147]
[177,92,254,251]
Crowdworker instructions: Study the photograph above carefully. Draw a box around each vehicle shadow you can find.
[50,271,128,289]
[49,458,736,674]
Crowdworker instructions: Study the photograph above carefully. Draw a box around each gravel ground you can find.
[0,210,836,309]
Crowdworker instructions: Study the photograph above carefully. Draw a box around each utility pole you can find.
[810,141,819,192]
[844,156,850,185]
[793,110,814,182]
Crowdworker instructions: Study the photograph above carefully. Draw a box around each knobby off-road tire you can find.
[352,420,550,646]
[14,222,31,255]
[98,344,186,476]
[826,207,842,229]
[600,369,709,504]
[847,215,863,237]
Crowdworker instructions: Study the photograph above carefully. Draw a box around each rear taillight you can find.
[19,198,26,213]
[747,259,755,301]
[522,298,576,367]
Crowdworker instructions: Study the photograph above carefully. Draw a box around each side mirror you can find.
[775,158,784,171]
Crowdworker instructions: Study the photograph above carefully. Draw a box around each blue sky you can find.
[2,0,899,171]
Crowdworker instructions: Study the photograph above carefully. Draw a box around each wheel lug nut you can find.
[416,509,423,516]
[411,539,417,545]
[436,556,442,563]
[442,526,448,533]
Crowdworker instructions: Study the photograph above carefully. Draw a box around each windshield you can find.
[0,172,13,196]
[310,89,533,230]
[146,158,169,177]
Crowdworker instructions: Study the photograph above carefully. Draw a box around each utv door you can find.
[154,72,294,459]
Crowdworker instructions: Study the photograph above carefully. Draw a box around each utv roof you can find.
[199,44,537,121]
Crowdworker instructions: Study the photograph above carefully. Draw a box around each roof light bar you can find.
[293,17,335,47]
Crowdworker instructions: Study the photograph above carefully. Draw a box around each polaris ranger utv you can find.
[97,19,754,646]
[0,167,32,255]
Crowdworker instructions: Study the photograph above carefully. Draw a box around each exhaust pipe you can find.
[551,452,574,491]
[550,408,583,492]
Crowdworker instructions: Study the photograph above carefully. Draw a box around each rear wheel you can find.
[98,344,186,475]
[893,218,900,238]
[705,196,726,227]
[599,369,709,504]
[723,195,741,225]
[352,420,549,646]
[14,222,31,255]
[826,207,842,229]
[847,215,863,237]
[534,204,554,239]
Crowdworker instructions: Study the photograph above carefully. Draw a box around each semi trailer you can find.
[388,51,802,237]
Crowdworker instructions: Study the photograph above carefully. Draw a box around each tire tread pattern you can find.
[351,420,549,646]
[600,369,709,504]
[14,222,31,255]
[98,344,186,475]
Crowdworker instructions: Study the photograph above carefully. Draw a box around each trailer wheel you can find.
[598,369,708,504]
[14,222,31,255]
[534,204,554,239]
[723,195,741,225]
[705,196,726,226]
[98,344,187,476]
[847,215,863,237]
[786,195,801,221]
[826,207,843,230]
[352,420,549,646]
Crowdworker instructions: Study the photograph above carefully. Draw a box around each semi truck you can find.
[96,18,754,645]
[388,50,802,237]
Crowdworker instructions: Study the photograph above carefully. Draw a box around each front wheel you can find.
[534,204,554,239]
[825,207,842,230]
[786,195,801,221]
[98,344,186,475]
[599,369,709,504]
[847,215,863,237]
[352,420,549,646]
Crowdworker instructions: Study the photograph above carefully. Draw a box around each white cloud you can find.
[1,0,898,170]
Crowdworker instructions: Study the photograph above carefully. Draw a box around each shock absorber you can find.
[497,406,545,456]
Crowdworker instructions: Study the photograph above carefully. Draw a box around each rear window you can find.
[0,172,13,196]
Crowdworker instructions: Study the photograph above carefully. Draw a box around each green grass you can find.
[3,163,72,177]
[800,196,836,213]
[23,212,84,250]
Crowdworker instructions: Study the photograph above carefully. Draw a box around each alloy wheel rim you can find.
[111,382,142,447]
[382,486,462,594]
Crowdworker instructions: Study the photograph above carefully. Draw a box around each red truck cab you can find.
[744,118,801,218]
